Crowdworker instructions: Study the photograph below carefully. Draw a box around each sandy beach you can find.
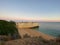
[17,28,55,40]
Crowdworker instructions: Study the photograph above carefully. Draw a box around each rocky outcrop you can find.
[4,37,59,45]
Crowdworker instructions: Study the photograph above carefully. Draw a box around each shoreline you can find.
[17,28,55,40]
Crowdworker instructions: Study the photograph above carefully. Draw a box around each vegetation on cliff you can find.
[0,20,21,40]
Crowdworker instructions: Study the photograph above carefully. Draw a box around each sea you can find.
[36,22,60,37]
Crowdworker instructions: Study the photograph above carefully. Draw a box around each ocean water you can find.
[37,22,60,37]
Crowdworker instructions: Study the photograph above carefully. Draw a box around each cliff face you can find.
[16,22,39,29]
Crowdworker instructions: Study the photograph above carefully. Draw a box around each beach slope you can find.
[18,29,55,40]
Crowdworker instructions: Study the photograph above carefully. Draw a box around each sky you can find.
[0,0,60,22]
